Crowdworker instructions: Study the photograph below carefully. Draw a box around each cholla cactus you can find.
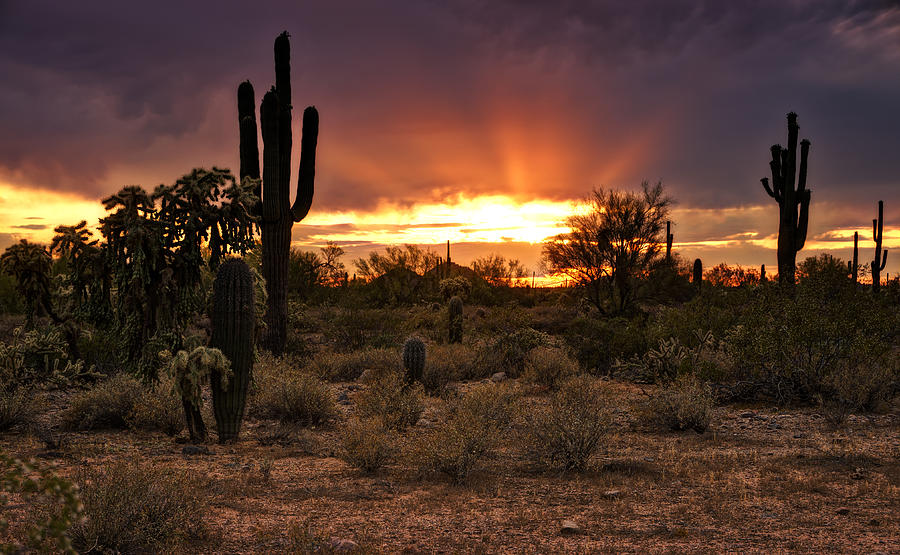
[402,336,426,384]
[167,346,232,443]
[448,296,463,344]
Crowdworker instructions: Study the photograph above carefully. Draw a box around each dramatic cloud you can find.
[0,0,898,272]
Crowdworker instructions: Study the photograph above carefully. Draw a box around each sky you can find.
[1,0,899,280]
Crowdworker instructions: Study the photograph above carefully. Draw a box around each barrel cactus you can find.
[402,336,426,384]
[448,295,463,344]
[210,258,256,443]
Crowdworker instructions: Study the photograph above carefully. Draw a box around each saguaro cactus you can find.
[238,31,319,355]
[849,231,859,285]
[402,336,426,384]
[760,112,811,287]
[448,295,463,344]
[760,264,766,282]
[871,200,888,294]
[210,259,256,443]
[692,258,702,293]
[665,221,673,262]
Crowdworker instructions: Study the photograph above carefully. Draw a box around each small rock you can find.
[740,411,755,418]
[329,537,359,551]
[491,372,507,383]
[182,445,210,456]
[602,489,621,498]
[643,457,655,463]
[793,433,808,439]
[560,520,583,536]
[836,507,850,515]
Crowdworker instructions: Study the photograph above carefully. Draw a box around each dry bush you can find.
[410,383,518,483]
[819,360,897,427]
[355,372,424,431]
[644,373,714,433]
[476,328,553,378]
[424,344,479,385]
[524,375,611,472]
[0,387,36,431]
[308,348,397,382]
[522,346,580,389]
[339,417,396,473]
[59,373,143,431]
[127,374,184,436]
[252,355,338,426]
[69,462,206,553]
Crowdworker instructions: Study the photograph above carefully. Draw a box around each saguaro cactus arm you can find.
[292,106,318,222]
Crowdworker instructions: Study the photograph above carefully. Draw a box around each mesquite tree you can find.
[238,31,319,355]
[760,112,811,287]
[100,168,256,379]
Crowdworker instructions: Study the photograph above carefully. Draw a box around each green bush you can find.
[59,374,143,431]
[476,327,553,378]
[643,373,715,433]
[318,307,405,352]
[339,417,396,473]
[613,330,730,383]
[356,372,424,431]
[562,316,647,375]
[522,346,580,389]
[251,355,338,426]
[69,462,205,553]
[524,375,611,472]
[410,383,518,483]
[309,348,397,382]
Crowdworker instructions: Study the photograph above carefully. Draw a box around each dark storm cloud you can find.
[0,0,898,219]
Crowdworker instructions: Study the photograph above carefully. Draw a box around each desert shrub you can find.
[562,316,648,375]
[523,346,580,389]
[76,329,121,376]
[439,276,471,300]
[524,375,611,472]
[339,417,396,473]
[647,290,747,349]
[421,344,478,390]
[309,348,397,382]
[726,284,898,405]
[319,307,405,352]
[613,330,731,383]
[127,375,185,436]
[643,373,715,433]
[0,387,36,431]
[0,452,83,554]
[356,372,424,431]
[471,303,532,337]
[818,360,898,427]
[0,327,95,390]
[252,355,338,426]
[476,327,553,378]
[69,462,205,553]
[411,383,518,483]
[59,373,143,431]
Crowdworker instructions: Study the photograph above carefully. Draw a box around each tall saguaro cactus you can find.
[665,221,673,262]
[238,31,319,355]
[849,231,859,285]
[760,112,811,287]
[871,200,888,294]
[692,258,702,293]
[210,259,256,443]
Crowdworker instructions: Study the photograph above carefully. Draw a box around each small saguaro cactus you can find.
[402,336,426,384]
[760,264,766,282]
[760,112,811,287]
[448,295,463,344]
[849,231,859,285]
[210,258,256,443]
[871,200,888,294]
[693,258,703,293]
[665,221,673,262]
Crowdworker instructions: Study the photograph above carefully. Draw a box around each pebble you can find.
[329,537,359,551]
[836,507,850,515]
[491,372,507,383]
[560,520,583,535]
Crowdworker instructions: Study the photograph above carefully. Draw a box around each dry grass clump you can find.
[59,373,143,431]
[0,387,36,431]
[339,417,396,474]
[69,461,206,553]
[522,346,580,389]
[423,344,479,384]
[252,354,338,426]
[410,383,519,483]
[309,348,398,382]
[524,375,611,472]
[355,372,424,431]
[644,373,714,433]
[127,374,184,436]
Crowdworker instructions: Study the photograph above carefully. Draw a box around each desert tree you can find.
[542,181,671,314]
[354,244,440,281]
[471,253,527,287]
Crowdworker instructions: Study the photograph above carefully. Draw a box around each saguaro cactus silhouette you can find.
[871,200,888,294]
[448,295,463,344]
[692,258,702,293]
[665,221,673,262]
[849,231,859,285]
[238,32,319,354]
[760,112,811,287]
[210,259,256,443]
[402,336,426,384]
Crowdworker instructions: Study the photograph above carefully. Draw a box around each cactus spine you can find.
[239,31,318,355]
[665,220,673,262]
[402,336,426,384]
[692,258,702,293]
[871,200,888,294]
[210,259,256,443]
[760,112,811,287]
[448,295,463,344]
[849,231,859,285]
